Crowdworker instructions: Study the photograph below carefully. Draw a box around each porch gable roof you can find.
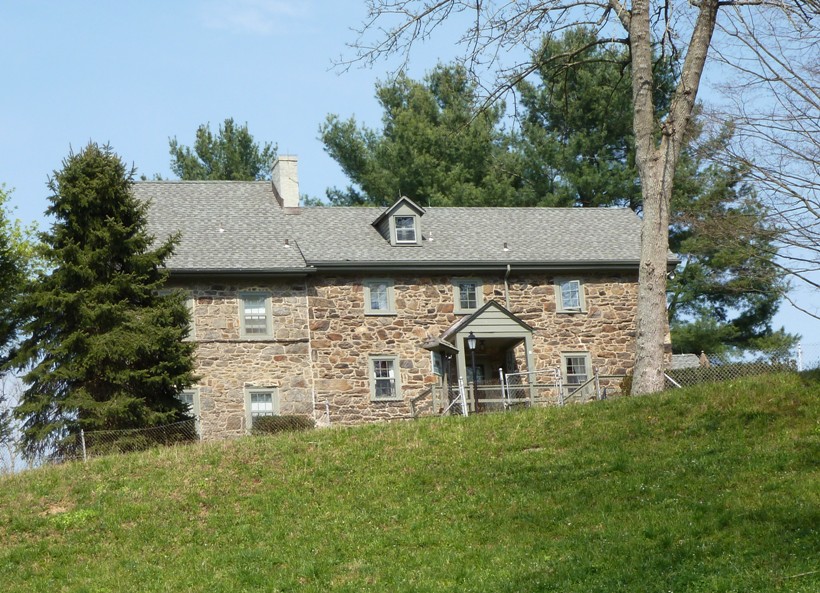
[441,300,534,342]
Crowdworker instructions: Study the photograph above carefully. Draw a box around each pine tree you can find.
[320,64,525,207]
[0,185,30,363]
[9,143,196,460]
[169,118,276,181]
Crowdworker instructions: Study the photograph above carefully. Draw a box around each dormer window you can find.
[371,196,426,246]
[394,216,417,243]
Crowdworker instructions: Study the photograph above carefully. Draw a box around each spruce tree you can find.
[10,143,196,460]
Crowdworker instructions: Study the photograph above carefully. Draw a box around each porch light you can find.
[467,331,478,385]
[467,331,477,351]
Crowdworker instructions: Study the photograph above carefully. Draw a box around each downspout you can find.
[504,264,511,309]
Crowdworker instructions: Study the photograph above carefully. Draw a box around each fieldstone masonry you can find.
[177,272,646,440]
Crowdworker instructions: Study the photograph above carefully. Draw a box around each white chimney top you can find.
[272,155,299,209]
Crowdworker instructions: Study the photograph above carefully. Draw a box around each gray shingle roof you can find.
[137,180,650,273]
[290,206,642,266]
[134,181,307,271]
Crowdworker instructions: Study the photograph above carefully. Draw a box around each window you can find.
[431,352,444,377]
[467,364,485,385]
[562,353,591,393]
[369,356,401,401]
[555,279,585,312]
[245,388,279,431]
[394,216,417,243]
[185,295,196,340]
[364,280,395,315]
[177,388,201,437]
[454,278,482,313]
[240,294,271,337]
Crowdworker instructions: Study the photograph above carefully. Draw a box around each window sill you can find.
[371,397,403,403]
[556,310,586,315]
[365,311,397,316]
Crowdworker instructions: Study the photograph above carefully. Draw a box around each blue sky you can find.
[1,0,817,343]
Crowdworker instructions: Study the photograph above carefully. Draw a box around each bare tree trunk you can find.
[629,0,720,394]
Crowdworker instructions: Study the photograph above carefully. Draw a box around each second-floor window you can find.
[364,280,395,315]
[394,216,417,243]
[555,279,585,312]
[240,294,272,337]
[454,278,482,313]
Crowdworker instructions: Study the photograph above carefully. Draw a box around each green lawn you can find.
[2,372,818,592]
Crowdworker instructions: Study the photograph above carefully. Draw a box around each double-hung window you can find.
[245,388,279,431]
[562,353,591,393]
[394,216,417,243]
[555,279,585,312]
[454,278,482,313]
[364,280,395,315]
[370,356,401,400]
[240,294,271,337]
[176,388,201,437]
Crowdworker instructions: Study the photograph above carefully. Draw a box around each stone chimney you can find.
[272,155,300,209]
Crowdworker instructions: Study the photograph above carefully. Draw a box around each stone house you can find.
[137,156,672,440]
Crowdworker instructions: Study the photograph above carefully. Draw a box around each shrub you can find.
[251,415,315,435]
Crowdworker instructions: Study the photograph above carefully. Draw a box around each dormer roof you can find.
[371,196,426,228]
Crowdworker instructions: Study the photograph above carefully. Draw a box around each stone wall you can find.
[308,272,641,425]
[176,272,644,438]
[171,281,312,440]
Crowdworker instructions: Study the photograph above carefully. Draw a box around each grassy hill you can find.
[1,372,818,592]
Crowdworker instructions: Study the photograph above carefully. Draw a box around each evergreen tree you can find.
[169,118,276,181]
[667,123,794,355]
[516,30,793,355]
[517,28,675,209]
[0,185,31,363]
[8,143,196,460]
[320,64,526,207]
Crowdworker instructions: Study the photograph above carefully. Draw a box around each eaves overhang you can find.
[306,259,648,273]
[166,267,317,279]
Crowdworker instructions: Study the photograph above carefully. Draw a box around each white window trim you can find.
[369,356,402,401]
[431,351,444,377]
[453,278,483,313]
[393,215,418,244]
[244,387,280,433]
[239,293,273,338]
[561,352,592,393]
[178,387,201,437]
[555,278,586,313]
[185,294,196,341]
[363,279,396,315]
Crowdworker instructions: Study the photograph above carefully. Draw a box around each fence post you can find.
[499,368,507,409]
[797,343,803,372]
[80,429,87,463]
[594,368,601,400]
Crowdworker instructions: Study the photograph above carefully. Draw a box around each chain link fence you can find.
[665,342,819,389]
[66,419,200,462]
